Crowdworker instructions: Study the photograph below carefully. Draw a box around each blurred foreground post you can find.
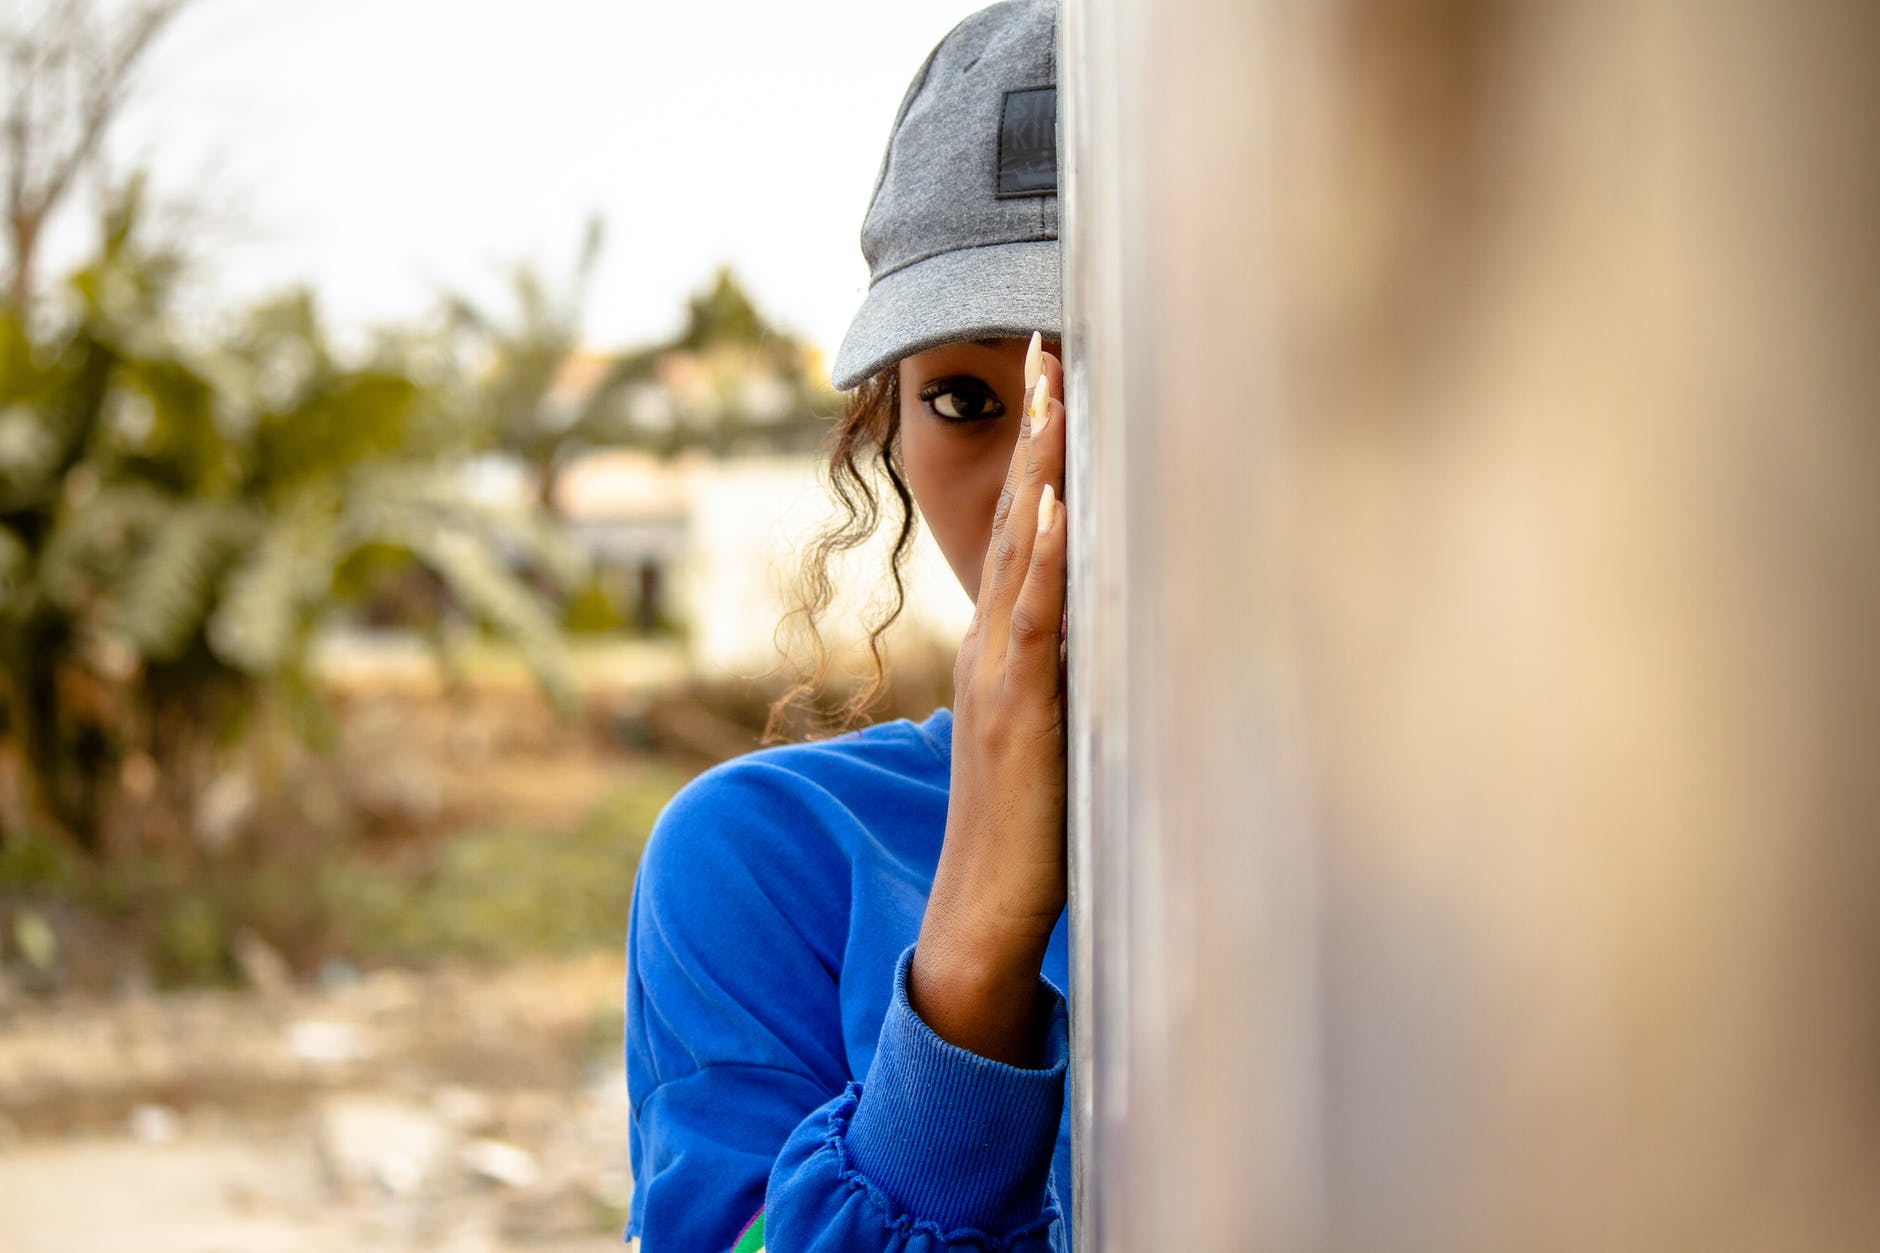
[1061,1,1880,1250]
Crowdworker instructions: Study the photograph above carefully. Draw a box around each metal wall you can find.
[1060,1,1880,1249]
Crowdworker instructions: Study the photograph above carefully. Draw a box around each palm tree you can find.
[445,242,847,508]
[443,216,668,513]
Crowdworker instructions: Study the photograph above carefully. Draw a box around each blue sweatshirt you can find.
[624,706,1072,1252]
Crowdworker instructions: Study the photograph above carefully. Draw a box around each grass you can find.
[331,769,685,965]
[0,765,689,990]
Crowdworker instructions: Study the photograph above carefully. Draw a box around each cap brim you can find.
[830,238,1061,392]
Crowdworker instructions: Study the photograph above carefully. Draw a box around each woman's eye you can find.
[919,378,1005,423]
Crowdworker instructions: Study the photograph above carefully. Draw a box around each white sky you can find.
[51,0,988,368]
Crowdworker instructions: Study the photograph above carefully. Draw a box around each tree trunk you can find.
[6,210,41,314]
[0,615,87,850]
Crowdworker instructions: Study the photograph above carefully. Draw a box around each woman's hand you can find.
[910,339,1068,1067]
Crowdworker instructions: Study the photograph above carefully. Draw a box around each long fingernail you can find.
[1024,331,1043,392]
[1037,482,1057,535]
[1030,374,1051,437]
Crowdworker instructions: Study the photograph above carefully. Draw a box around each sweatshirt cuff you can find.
[843,944,1068,1236]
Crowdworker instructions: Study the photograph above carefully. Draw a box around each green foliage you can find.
[109,499,247,661]
[255,371,418,493]
[210,489,337,673]
[115,355,226,493]
[333,772,681,963]
[0,181,586,849]
[562,577,626,634]
[674,265,777,351]
[444,243,841,498]
[62,174,190,347]
[1,764,687,988]
[0,825,82,891]
[442,215,628,503]
[0,517,31,601]
[152,890,231,985]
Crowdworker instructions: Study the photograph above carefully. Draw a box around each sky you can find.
[50,0,989,367]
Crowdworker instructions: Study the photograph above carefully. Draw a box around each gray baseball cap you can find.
[830,0,1059,392]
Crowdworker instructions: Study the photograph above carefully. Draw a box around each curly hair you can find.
[763,364,918,743]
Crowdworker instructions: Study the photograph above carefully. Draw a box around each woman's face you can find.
[898,335,1062,604]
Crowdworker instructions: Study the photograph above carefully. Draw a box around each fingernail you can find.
[1030,374,1051,437]
[1024,331,1043,392]
[1037,482,1056,535]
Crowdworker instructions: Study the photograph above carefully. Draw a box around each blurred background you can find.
[0,1,986,1247]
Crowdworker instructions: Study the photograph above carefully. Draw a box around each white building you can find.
[555,449,971,678]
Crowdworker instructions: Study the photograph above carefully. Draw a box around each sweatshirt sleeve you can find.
[624,760,1069,1253]
[764,944,1069,1252]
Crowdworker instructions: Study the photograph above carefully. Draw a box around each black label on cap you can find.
[997,86,1057,198]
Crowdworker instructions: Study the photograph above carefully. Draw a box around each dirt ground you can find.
[0,636,943,1248]
[0,956,634,1252]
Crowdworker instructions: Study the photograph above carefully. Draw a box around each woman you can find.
[625,4,1071,1249]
